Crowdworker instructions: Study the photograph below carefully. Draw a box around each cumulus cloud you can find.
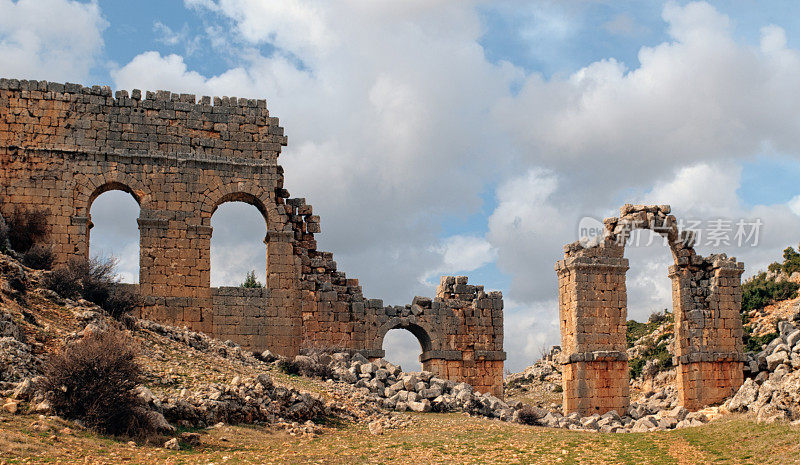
[493,1,800,203]
[112,2,520,305]
[110,1,800,372]
[422,235,497,285]
[0,0,106,82]
[88,191,140,284]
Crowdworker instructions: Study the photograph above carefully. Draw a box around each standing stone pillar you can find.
[69,215,92,264]
[672,259,745,410]
[137,211,213,334]
[557,243,630,416]
[265,230,302,356]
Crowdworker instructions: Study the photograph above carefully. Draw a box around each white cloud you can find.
[487,168,570,302]
[88,191,140,284]
[112,2,520,305]
[0,0,106,82]
[502,298,560,372]
[603,13,647,37]
[788,194,800,217]
[493,1,800,202]
[153,21,202,56]
[422,235,497,285]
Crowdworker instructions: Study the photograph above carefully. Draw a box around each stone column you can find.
[557,249,630,416]
[672,260,745,410]
[265,230,302,356]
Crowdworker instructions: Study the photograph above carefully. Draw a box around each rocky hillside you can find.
[0,247,532,447]
[2,245,800,461]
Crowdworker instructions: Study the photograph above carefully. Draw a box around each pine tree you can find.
[240,270,263,288]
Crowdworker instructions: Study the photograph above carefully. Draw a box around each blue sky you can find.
[4,0,800,372]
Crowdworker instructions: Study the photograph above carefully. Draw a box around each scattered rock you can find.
[3,401,19,414]
[368,420,384,435]
[180,432,201,445]
[164,438,180,450]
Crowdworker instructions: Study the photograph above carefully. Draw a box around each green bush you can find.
[742,324,777,352]
[629,333,673,380]
[741,272,799,314]
[626,310,672,348]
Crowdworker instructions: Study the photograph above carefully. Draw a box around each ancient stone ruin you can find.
[556,204,745,414]
[0,78,505,396]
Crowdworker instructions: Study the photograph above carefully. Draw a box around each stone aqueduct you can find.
[0,79,505,396]
[0,78,747,410]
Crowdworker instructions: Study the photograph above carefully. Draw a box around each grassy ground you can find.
[2,411,800,464]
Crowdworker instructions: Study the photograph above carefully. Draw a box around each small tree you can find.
[240,270,263,288]
[783,247,800,276]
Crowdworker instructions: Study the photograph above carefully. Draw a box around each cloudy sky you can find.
[4,0,800,372]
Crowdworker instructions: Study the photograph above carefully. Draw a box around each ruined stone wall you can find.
[0,78,505,395]
[556,204,744,415]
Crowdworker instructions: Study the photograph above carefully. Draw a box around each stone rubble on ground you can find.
[724,320,800,424]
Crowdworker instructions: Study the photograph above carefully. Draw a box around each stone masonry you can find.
[556,204,744,415]
[0,78,505,396]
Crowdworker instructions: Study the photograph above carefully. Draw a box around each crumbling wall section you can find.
[374,277,505,396]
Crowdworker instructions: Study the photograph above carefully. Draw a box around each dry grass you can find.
[2,411,800,464]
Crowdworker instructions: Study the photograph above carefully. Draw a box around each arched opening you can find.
[625,229,674,322]
[88,189,141,283]
[382,324,432,372]
[623,228,676,395]
[210,200,268,287]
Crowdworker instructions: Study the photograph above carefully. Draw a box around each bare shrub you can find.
[276,356,334,379]
[41,329,148,436]
[43,261,83,299]
[22,244,54,270]
[517,405,545,425]
[104,286,141,320]
[43,257,140,319]
[7,208,49,253]
[276,359,300,376]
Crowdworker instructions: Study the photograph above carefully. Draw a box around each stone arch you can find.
[377,317,436,356]
[557,204,744,416]
[208,192,271,287]
[74,173,150,217]
[73,175,149,264]
[199,183,283,233]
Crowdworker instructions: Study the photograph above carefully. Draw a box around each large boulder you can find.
[727,378,759,412]
[767,351,789,371]
[408,399,432,413]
